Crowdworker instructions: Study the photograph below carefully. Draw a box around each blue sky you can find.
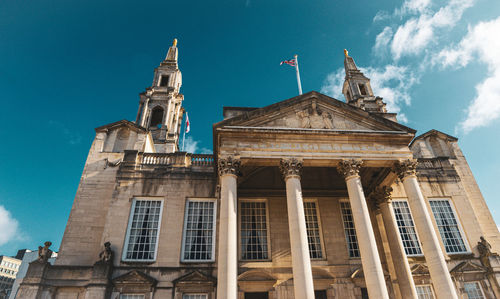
[0,0,499,256]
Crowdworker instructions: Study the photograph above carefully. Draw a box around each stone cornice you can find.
[337,159,363,179]
[279,158,303,180]
[217,156,241,177]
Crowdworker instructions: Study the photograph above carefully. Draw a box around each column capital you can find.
[337,159,363,179]
[369,186,393,210]
[393,159,418,180]
[218,156,241,177]
[280,158,303,180]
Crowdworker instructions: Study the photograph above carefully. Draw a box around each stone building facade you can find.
[0,256,21,298]
[17,41,500,299]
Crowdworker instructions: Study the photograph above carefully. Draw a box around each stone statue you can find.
[478,236,492,269]
[38,241,53,263]
[98,241,114,264]
[296,110,310,128]
[322,111,333,129]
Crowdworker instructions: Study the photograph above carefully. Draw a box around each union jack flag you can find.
[280,58,296,67]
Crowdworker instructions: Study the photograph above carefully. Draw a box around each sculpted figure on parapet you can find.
[38,241,53,263]
[478,236,493,269]
[98,241,114,264]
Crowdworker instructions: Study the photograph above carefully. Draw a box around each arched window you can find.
[150,107,164,128]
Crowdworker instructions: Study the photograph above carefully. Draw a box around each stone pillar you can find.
[394,159,459,299]
[337,159,390,299]
[217,156,240,299]
[279,158,315,299]
[371,186,418,299]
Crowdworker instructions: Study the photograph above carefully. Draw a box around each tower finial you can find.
[173,38,178,47]
[344,49,349,57]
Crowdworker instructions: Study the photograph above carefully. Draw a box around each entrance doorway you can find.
[244,292,269,299]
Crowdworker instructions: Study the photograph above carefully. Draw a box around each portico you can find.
[213,92,458,299]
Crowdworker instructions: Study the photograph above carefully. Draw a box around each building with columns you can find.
[16,41,500,299]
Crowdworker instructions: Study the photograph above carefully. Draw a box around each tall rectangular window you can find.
[181,199,216,262]
[416,285,434,299]
[240,201,269,260]
[122,199,163,261]
[393,200,422,256]
[304,201,323,259]
[429,199,468,253]
[159,75,170,87]
[464,282,485,299]
[340,201,360,258]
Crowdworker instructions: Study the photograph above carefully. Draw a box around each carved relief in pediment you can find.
[258,101,371,131]
[284,101,334,129]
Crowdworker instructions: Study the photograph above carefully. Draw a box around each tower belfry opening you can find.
[136,38,184,153]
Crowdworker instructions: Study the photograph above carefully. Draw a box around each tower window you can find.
[150,107,164,128]
[159,75,170,87]
[358,83,367,96]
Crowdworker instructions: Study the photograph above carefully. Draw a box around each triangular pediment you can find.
[95,119,147,134]
[450,261,488,274]
[216,91,415,134]
[112,270,157,286]
[173,270,215,283]
[411,263,430,275]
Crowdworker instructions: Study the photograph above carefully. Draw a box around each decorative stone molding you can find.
[279,158,303,180]
[217,156,241,177]
[393,159,418,180]
[369,186,393,210]
[336,159,363,179]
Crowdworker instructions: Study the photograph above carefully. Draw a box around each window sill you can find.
[120,260,156,265]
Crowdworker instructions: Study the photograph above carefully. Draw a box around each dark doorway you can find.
[315,290,327,299]
[244,292,269,299]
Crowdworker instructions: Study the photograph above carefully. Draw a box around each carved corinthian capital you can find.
[280,158,303,180]
[337,159,363,179]
[393,159,418,180]
[218,156,241,177]
[369,186,393,210]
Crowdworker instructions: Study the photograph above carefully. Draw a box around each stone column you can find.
[279,158,315,299]
[394,159,459,299]
[337,159,390,299]
[371,186,418,299]
[217,156,241,299]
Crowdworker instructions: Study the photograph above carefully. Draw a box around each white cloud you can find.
[374,27,394,57]
[435,17,500,132]
[374,0,475,59]
[0,205,20,247]
[321,65,416,123]
[183,136,212,154]
[373,11,390,22]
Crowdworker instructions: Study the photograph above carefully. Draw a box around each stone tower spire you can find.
[136,39,184,153]
[342,50,391,118]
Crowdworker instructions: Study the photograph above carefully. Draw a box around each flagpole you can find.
[294,54,303,95]
[182,112,187,152]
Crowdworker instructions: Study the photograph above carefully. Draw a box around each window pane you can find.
[240,202,268,260]
[124,200,162,261]
[393,201,422,256]
[464,282,485,299]
[303,202,323,259]
[182,200,215,261]
[340,202,360,258]
[416,285,434,299]
[429,200,467,253]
